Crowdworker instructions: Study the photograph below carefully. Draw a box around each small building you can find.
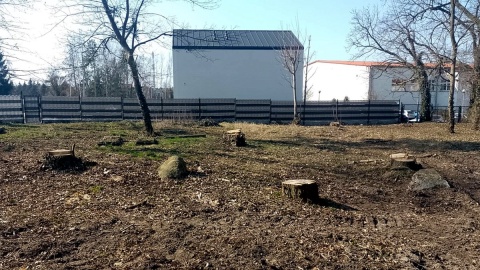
[306,60,470,110]
[172,29,304,100]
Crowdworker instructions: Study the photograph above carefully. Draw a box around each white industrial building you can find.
[307,60,470,108]
[172,29,304,100]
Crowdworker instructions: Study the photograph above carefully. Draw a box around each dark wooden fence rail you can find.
[0,95,401,125]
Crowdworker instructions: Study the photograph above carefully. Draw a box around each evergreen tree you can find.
[0,51,13,95]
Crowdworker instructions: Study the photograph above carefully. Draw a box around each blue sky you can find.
[9,0,381,81]
[159,0,381,60]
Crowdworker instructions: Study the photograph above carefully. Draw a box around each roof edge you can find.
[309,60,456,68]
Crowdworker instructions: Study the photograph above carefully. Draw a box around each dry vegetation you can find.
[1,121,480,269]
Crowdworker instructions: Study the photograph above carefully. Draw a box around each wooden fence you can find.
[0,95,401,125]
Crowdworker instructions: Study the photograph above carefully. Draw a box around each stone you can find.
[158,155,188,180]
[98,136,124,146]
[409,169,450,191]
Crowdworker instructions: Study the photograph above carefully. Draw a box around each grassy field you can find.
[1,120,480,269]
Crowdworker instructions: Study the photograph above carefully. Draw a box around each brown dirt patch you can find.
[1,121,480,269]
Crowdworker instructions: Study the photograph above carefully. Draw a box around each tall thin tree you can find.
[58,0,217,134]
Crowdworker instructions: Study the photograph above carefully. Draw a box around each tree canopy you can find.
[0,50,13,95]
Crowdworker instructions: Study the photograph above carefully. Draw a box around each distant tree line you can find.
[0,50,13,95]
[0,39,174,98]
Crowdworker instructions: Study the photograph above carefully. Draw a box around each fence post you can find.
[234,98,237,122]
[121,96,124,120]
[38,95,42,123]
[20,92,26,124]
[367,99,371,125]
[198,98,201,120]
[336,99,339,122]
[400,102,404,123]
[269,99,272,124]
[458,106,462,123]
[302,99,306,125]
[79,95,83,121]
[161,98,164,120]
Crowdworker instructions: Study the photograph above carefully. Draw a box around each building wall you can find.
[370,67,470,108]
[306,62,370,101]
[369,67,421,105]
[173,49,303,100]
[307,62,470,108]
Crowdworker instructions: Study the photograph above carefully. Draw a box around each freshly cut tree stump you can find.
[47,144,76,158]
[224,129,246,147]
[43,144,87,171]
[282,179,319,202]
[390,153,418,170]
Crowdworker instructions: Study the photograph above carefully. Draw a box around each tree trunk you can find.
[472,44,480,130]
[127,52,154,135]
[449,0,457,133]
[292,72,298,123]
[470,45,480,107]
[416,65,431,122]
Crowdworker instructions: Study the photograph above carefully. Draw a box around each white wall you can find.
[307,62,471,108]
[173,49,303,101]
[306,62,370,101]
[369,67,420,105]
[370,67,470,108]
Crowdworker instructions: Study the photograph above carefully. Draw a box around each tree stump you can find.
[282,179,319,202]
[224,129,246,147]
[43,144,86,171]
[98,136,124,146]
[390,153,418,170]
[47,144,76,158]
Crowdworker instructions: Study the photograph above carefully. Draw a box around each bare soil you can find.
[1,121,480,269]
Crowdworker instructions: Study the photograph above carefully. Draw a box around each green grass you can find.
[89,185,104,194]
[97,133,212,161]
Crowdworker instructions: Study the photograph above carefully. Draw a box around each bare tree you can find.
[452,1,480,129]
[302,35,316,125]
[0,0,28,53]
[348,3,438,121]
[408,0,478,130]
[448,0,458,133]
[56,0,217,135]
[279,25,304,123]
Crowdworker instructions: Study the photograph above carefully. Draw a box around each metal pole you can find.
[198,98,201,120]
[21,92,26,124]
[367,99,371,125]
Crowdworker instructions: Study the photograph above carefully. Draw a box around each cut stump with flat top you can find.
[224,129,246,147]
[47,144,75,158]
[42,144,86,171]
[390,153,418,170]
[282,179,319,201]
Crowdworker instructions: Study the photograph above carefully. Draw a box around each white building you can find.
[172,29,303,100]
[307,60,470,108]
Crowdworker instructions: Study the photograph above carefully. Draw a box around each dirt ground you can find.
[1,121,480,269]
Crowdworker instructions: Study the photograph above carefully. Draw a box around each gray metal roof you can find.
[172,29,304,50]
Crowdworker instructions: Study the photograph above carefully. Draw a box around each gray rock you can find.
[158,155,188,180]
[409,169,450,191]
